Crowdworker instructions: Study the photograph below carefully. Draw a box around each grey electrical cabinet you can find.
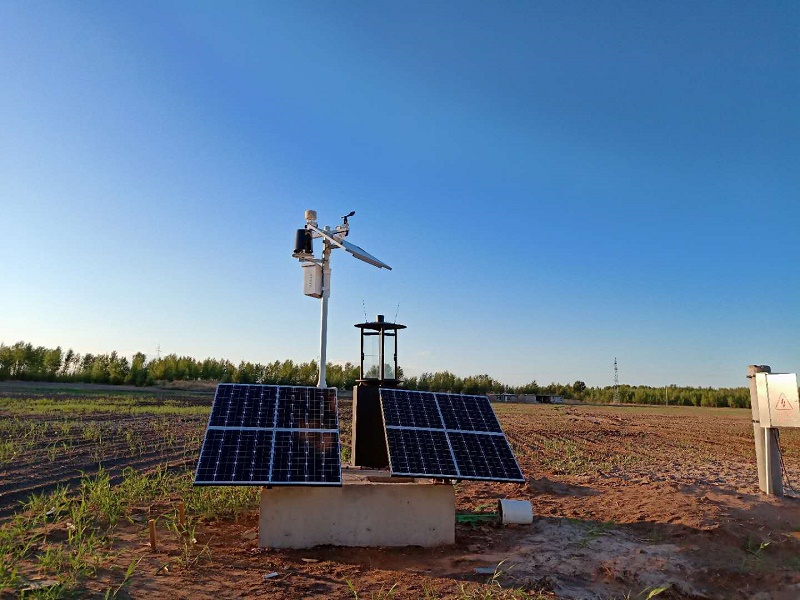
[755,372,800,428]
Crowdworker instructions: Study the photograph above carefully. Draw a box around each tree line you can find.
[0,340,754,408]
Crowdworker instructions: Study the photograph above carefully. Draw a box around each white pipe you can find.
[317,245,331,389]
[764,427,773,495]
[318,293,328,388]
[498,499,533,525]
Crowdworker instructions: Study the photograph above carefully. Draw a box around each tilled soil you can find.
[4,394,800,599]
[0,387,210,516]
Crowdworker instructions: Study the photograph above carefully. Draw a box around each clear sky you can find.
[1,1,798,388]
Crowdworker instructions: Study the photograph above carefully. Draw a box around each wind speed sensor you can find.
[293,210,392,388]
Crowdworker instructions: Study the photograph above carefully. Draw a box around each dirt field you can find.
[2,384,800,599]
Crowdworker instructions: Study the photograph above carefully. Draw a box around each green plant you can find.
[0,513,40,591]
[166,516,211,568]
[22,485,70,523]
[0,440,21,462]
[785,555,800,571]
[364,583,399,599]
[79,467,123,527]
[104,556,143,599]
[422,582,440,599]
[744,534,771,557]
[643,528,663,544]
[457,560,529,599]
[579,520,616,548]
[640,584,671,599]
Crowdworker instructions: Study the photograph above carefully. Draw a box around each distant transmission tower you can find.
[156,344,161,360]
[613,357,620,403]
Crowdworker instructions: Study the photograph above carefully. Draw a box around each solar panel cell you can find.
[385,428,456,477]
[195,428,224,481]
[242,386,278,428]
[194,384,341,486]
[436,393,502,433]
[271,431,340,484]
[208,385,279,428]
[275,387,338,429]
[448,432,524,481]
[381,388,443,429]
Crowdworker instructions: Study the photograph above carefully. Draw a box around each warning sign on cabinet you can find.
[756,372,800,428]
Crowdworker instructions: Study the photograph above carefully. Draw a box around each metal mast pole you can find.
[613,358,620,403]
[318,241,332,388]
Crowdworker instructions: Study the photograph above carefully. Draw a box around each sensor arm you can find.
[306,223,392,270]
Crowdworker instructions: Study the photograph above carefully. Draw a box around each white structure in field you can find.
[754,372,800,428]
[260,468,454,548]
[292,210,391,388]
[748,366,799,496]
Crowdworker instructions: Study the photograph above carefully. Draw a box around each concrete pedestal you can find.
[259,468,455,548]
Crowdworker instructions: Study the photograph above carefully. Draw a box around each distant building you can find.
[491,393,564,404]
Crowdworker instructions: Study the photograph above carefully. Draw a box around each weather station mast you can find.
[292,210,392,388]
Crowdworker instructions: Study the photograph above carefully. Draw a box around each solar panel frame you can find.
[194,384,342,487]
[379,389,525,483]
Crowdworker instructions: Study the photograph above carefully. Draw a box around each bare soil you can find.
[4,390,800,599]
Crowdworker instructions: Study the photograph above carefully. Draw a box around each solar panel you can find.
[194,384,341,486]
[379,389,524,483]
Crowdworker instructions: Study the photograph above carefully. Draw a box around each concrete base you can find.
[259,468,455,548]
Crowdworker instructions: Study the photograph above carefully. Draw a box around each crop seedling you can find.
[166,514,212,568]
[103,556,143,599]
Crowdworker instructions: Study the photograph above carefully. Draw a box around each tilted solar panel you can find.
[379,389,524,483]
[194,384,341,486]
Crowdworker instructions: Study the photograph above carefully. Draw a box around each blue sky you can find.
[1,1,797,387]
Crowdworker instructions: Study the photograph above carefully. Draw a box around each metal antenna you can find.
[362,299,368,322]
[613,357,620,403]
[393,303,400,323]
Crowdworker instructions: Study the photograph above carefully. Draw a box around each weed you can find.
[0,439,22,462]
[0,395,210,417]
[785,556,800,571]
[346,578,359,599]
[189,483,259,522]
[22,485,70,522]
[165,516,211,568]
[79,467,123,527]
[744,534,771,557]
[103,556,143,599]
[456,582,529,599]
[579,520,616,548]
[82,422,103,444]
[643,528,663,544]
[458,560,530,599]
[639,584,671,599]
[423,582,440,599]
